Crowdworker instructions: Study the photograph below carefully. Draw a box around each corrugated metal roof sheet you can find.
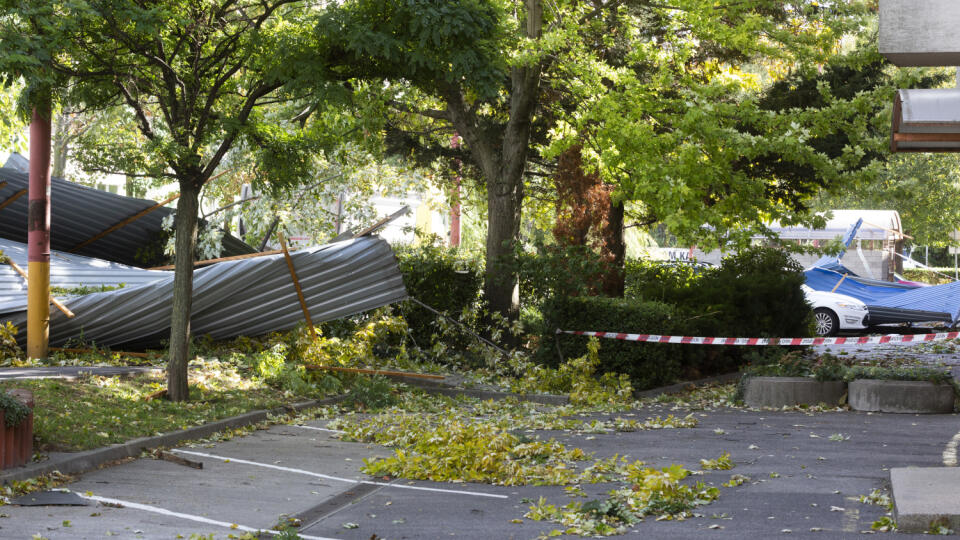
[3,236,408,349]
[0,167,255,266]
[0,238,169,314]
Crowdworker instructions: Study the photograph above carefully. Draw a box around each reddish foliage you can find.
[552,145,625,296]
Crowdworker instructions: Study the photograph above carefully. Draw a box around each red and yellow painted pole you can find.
[27,105,52,360]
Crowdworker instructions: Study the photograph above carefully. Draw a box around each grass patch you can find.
[0,358,329,452]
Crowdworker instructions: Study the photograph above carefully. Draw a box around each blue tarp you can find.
[804,267,960,322]
[804,218,960,322]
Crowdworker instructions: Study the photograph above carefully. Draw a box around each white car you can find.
[801,285,870,337]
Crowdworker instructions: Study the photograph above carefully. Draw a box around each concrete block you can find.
[880,0,960,66]
[891,467,960,533]
[849,379,955,414]
[742,377,846,408]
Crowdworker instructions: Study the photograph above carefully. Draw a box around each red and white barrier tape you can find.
[556,329,960,347]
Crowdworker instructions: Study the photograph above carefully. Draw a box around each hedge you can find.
[538,296,690,390]
[538,247,812,389]
[394,243,483,349]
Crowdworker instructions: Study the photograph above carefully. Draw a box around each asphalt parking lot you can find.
[0,339,957,539]
[1,390,957,540]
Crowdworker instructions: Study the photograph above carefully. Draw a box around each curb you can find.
[402,370,743,404]
[849,379,956,414]
[634,371,743,399]
[742,377,846,409]
[0,395,347,485]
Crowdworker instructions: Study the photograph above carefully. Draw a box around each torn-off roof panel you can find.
[0,168,255,266]
[4,236,408,349]
[0,237,169,314]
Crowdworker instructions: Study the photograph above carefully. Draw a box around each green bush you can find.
[537,247,811,388]
[625,247,811,339]
[394,242,483,349]
[624,259,705,305]
[344,375,398,410]
[537,296,691,390]
[515,241,610,310]
[694,246,811,338]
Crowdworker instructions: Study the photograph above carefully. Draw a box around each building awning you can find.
[879,0,960,66]
[891,89,960,153]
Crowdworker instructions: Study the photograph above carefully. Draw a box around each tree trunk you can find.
[51,113,70,179]
[601,199,626,297]
[167,181,200,402]
[484,174,523,326]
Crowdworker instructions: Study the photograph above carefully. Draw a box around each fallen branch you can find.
[158,450,203,470]
[50,347,151,359]
[305,365,445,380]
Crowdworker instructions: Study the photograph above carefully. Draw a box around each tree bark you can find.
[601,199,626,298]
[484,174,523,325]
[51,113,70,179]
[166,180,200,402]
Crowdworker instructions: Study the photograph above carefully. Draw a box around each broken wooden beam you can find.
[69,193,180,252]
[278,232,316,338]
[147,248,291,270]
[0,188,27,212]
[6,260,75,318]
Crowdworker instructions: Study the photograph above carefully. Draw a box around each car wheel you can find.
[813,308,839,337]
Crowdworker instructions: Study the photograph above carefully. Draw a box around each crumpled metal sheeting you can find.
[0,238,169,314]
[5,237,408,349]
[0,168,255,266]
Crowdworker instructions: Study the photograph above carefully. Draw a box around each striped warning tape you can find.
[556,329,960,346]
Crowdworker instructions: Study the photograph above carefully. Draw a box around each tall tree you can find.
[316,0,542,326]
[541,1,876,250]
[316,0,876,328]
[1,0,331,400]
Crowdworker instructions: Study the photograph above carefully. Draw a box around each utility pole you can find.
[27,103,52,359]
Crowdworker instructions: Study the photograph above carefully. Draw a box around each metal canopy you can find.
[879,0,960,66]
[890,89,960,153]
[0,167,255,266]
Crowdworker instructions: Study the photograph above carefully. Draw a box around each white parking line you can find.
[944,431,960,467]
[290,424,345,434]
[73,492,338,540]
[172,449,509,499]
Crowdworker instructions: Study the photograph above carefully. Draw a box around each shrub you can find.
[0,322,21,360]
[394,242,483,349]
[694,246,811,339]
[515,240,610,310]
[625,247,811,339]
[539,247,811,386]
[0,391,30,427]
[344,375,397,410]
[537,296,691,390]
[624,259,705,305]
